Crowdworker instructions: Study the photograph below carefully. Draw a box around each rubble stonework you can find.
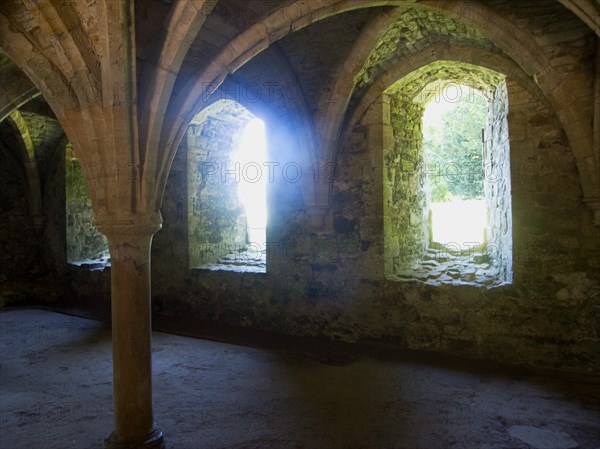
[1,1,598,380]
[0,3,598,447]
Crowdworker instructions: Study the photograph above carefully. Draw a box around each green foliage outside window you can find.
[423,91,487,202]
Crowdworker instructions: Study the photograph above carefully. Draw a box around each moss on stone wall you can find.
[64,40,600,375]
[354,6,492,97]
[65,144,108,263]
[384,94,428,273]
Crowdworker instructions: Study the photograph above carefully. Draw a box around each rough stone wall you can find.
[64,72,600,375]
[65,144,108,263]
[0,138,41,284]
[384,94,428,275]
[60,50,599,376]
[0,108,70,306]
[485,81,513,283]
[381,64,511,287]
[151,137,189,301]
[485,0,596,123]
[1,0,597,377]
[332,96,385,283]
[354,5,494,97]
[508,79,600,280]
[19,109,64,187]
[327,78,599,372]
[42,139,68,274]
[187,111,250,268]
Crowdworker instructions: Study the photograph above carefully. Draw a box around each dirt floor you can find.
[0,308,599,449]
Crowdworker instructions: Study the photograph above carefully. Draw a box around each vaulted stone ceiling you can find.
[1,1,596,122]
[1,2,595,130]
[0,3,598,448]
[0,0,598,214]
[277,8,375,115]
[353,5,495,94]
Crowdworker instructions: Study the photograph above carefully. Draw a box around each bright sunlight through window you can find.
[423,86,487,247]
[234,118,267,246]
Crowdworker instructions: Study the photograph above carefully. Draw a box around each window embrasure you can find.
[65,143,109,269]
[383,62,512,287]
[187,100,267,274]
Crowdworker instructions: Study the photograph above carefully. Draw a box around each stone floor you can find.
[69,248,268,274]
[69,250,111,271]
[1,309,599,449]
[392,249,503,287]
[196,250,267,273]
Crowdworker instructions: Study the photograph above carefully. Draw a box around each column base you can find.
[104,428,165,449]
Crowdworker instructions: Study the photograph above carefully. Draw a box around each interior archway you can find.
[383,61,513,287]
[187,99,268,273]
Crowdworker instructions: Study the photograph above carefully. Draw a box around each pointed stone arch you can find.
[160,0,597,219]
[558,0,600,35]
[0,2,216,446]
[6,110,43,218]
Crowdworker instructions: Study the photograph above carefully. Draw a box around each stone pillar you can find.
[97,214,165,449]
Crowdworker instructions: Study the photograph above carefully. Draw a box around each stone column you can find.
[97,214,165,449]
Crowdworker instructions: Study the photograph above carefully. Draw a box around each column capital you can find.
[95,213,163,262]
[95,212,163,239]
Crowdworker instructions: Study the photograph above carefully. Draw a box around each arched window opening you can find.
[65,143,109,268]
[187,100,267,273]
[383,62,513,287]
[423,86,487,247]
